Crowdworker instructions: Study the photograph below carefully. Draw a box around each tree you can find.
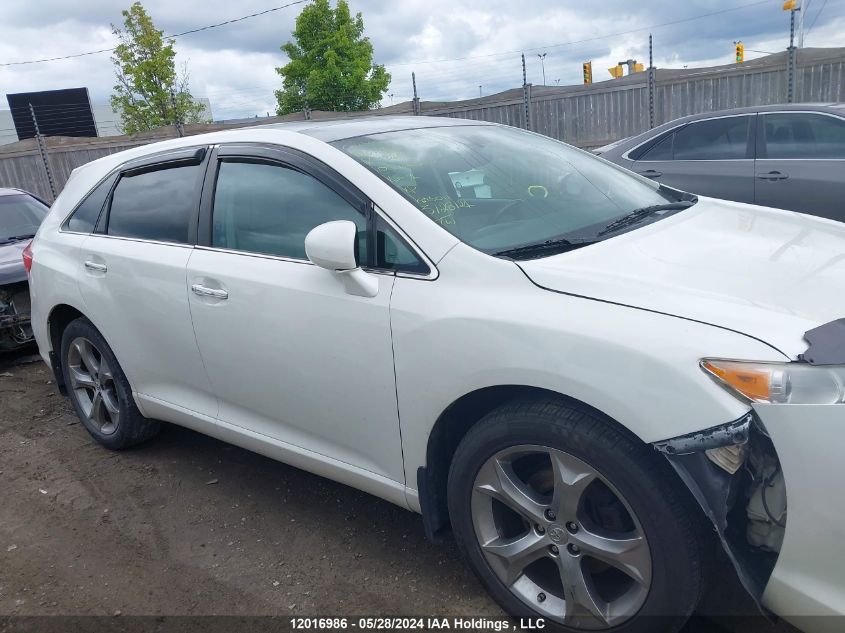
[275,0,390,115]
[110,2,206,135]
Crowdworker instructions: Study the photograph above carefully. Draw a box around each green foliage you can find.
[275,0,391,115]
[110,2,206,135]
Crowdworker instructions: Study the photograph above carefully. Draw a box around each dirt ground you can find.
[0,349,797,632]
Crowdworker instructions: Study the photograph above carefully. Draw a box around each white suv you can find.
[28,118,845,633]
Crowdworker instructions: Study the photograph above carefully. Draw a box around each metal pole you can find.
[537,53,547,86]
[29,103,57,201]
[303,97,311,121]
[169,91,184,138]
[798,0,808,47]
[648,34,656,129]
[522,53,532,131]
[412,72,420,116]
[787,9,797,103]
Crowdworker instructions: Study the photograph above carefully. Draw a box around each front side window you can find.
[333,125,684,256]
[0,194,48,243]
[672,116,750,160]
[107,163,202,243]
[763,113,845,159]
[212,160,367,262]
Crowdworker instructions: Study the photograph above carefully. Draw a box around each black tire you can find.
[60,317,160,449]
[447,397,707,633]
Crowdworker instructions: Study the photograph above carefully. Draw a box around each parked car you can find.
[28,117,845,633]
[1,187,48,350]
[595,103,845,222]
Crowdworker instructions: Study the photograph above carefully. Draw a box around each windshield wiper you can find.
[494,238,596,260]
[597,200,696,237]
[0,233,36,245]
[0,234,36,246]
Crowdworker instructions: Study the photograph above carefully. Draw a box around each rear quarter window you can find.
[63,173,117,233]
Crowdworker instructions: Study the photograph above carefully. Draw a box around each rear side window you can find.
[106,164,202,243]
[763,113,845,159]
[211,160,367,261]
[64,173,117,233]
[673,116,751,160]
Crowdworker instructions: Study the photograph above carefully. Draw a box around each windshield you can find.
[333,125,688,256]
[0,194,48,243]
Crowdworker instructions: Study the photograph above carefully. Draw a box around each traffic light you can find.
[783,0,797,10]
[583,61,593,84]
[735,41,744,63]
[633,63,645,73]
[608,64,624,79]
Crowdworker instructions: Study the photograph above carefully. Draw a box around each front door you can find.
[186,145,405,483]
[632,114,756,203]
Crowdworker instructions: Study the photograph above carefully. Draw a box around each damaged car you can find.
[26,118,845,633]
[1,187,48,351]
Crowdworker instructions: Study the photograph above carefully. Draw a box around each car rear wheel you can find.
[447,397,705,633]
[60,317,160,449]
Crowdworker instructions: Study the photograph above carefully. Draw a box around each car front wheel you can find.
[448,397,706,633]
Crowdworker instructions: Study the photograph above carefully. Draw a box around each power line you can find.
[382,0,772,68]
[806,0,830,37]
[0,0,311,67]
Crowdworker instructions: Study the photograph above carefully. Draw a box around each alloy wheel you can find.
[67,336,120,435]
[471,445,651,629]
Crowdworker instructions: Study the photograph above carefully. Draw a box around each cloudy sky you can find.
[1,0,843,122]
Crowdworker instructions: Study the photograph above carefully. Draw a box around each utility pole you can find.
[479,85,482,97]
[28,103,57,201]
[169,90,184,138]
[412,72,420,115]
[537,52,547,86]
[798,0,808,47]
[522,53,532,131]
[648,34,656,129]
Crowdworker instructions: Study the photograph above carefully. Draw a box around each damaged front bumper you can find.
[653,413,783,610]
[0,282,34,349]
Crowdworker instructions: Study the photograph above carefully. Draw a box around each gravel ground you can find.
[0,350,798,632]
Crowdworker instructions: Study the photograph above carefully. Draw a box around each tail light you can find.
[22,240,33,274]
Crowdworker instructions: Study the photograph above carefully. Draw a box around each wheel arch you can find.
[417,384,707,545]
[46,303,91,394]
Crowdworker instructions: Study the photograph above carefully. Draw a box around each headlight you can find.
[701,359,845,404]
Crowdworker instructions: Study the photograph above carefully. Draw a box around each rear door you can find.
[630,114,756,203]
[754,111,845,221]
[77,147,218,418]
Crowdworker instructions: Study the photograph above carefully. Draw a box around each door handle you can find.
[84,261,107,273]
[757,171,789,180]
[191,284,228,300]
[638,169,662,179]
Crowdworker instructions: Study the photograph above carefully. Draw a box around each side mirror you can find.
[305,220,378,298]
